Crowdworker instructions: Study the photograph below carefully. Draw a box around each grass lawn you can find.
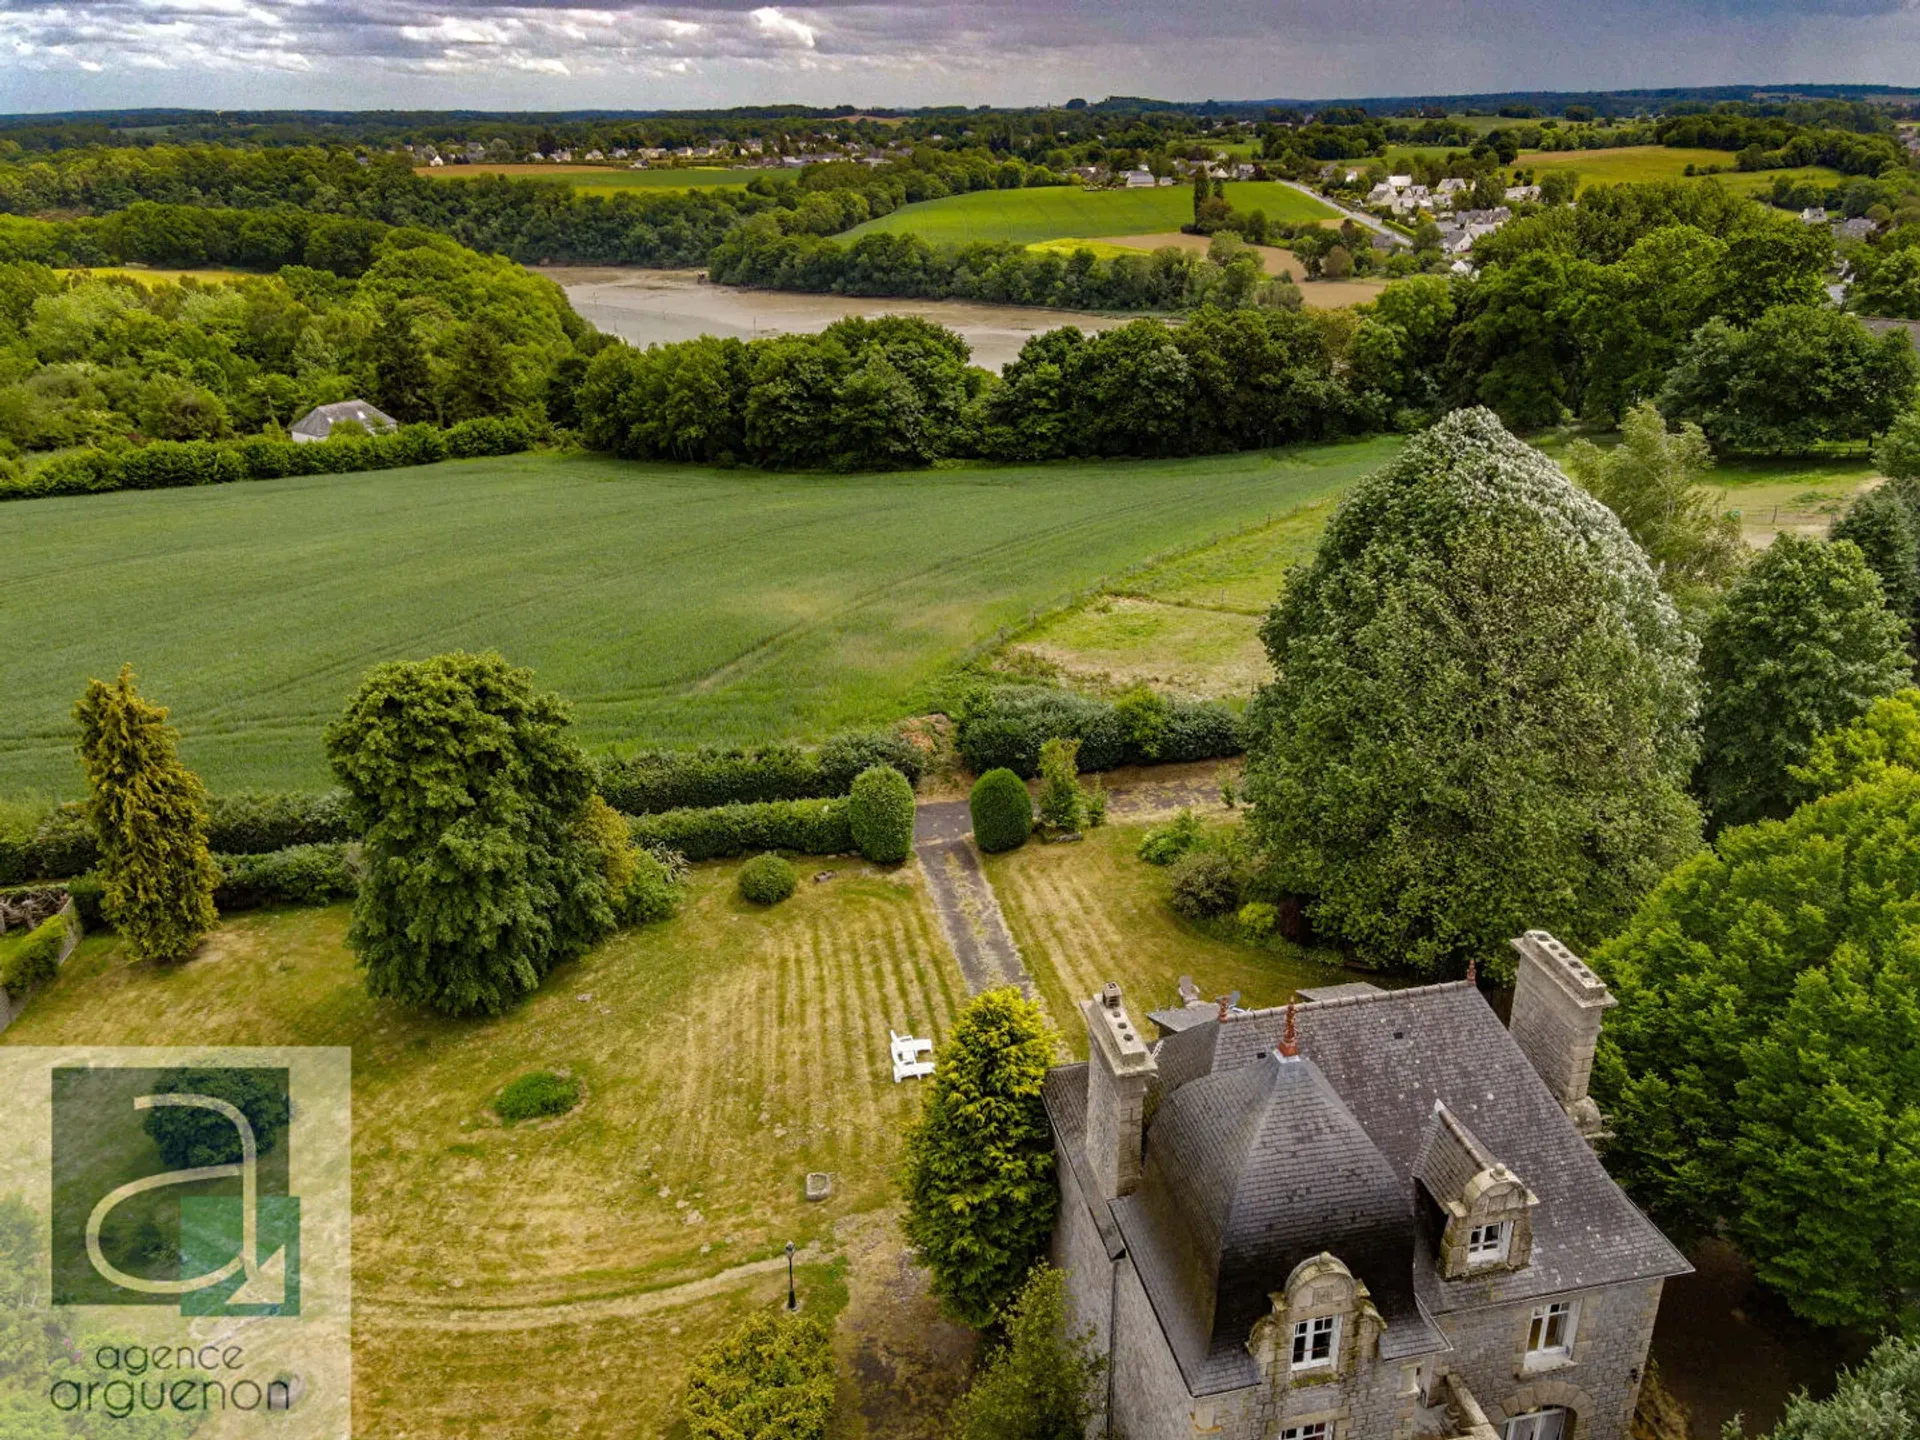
[418,164,753,193]
[844,182,1338,246]
[986,820,1355,1061]
[2,855,961,1438]
[0,441,1396,798]
[1003,499,1338,698]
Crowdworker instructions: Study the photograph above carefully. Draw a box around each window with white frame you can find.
[1502,1408,1568,1440]
[1290,1314,1337,1369]
[1281,1424,1331,1440]
[1526,1300,1576,1359]
[1467,1221,1509,1264]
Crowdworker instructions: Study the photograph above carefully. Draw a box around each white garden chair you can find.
[890,1031,935,1083]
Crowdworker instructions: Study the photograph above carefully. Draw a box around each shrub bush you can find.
[0,913,69,999]
[1036,737,1086,832]
[1237,901,1278,938]
[596,731,922,815]
[847,765,916,864]
[1,421,528,504]
[957,684,1241,777]
[621,847,685,925]
[683,1311,835,1440]
[1138,810,1206,865]
[65,874,107,929]
[628,798,852,862]
[738,852,798,905]
[970,769,1033,853]
[206,791,352,854]
[494,1070,581,1124]
[1169,849,1241,918]
[214,844,359,911]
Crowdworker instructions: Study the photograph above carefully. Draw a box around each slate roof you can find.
[290,399,398,440]
[1049,980,1689,1399]
[1113,1052,1443,1393]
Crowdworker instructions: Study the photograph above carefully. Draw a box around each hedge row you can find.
[595,731,923,815]
[0,912,70,999]
[1,791,352,885]
[1,418,535,503]
[214,844,360,912]
[627,798,853,862]
[957,685,1242,777]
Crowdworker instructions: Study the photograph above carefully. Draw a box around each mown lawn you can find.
[986,819,1357,1061]
[0,441,1396,797]
[845,181,1338,245]
[2,855,959,1438]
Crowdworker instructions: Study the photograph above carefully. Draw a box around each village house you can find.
[290,400,398,444]
[1044,931,1687,1440]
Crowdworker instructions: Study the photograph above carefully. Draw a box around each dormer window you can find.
[1291,1315,1337,1369]
[1467,1221,1509,1265]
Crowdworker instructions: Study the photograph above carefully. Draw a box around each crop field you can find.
[56,266,255,284]
[0,442,1395,798]
[844,181,1339,245]
[418,163,754,193]
[986,820,1355,1059]
[1520,145,1844,194]
[2,855,966,1438]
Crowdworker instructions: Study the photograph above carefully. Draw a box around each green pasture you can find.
[1521,145,1844,194]
[845,181,1339,245]
[420,163,754,194]
[0,440,1399,797]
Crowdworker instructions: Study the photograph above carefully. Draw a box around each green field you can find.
[1521,145,1844,195]
[0,441,1398,797]
[845,181,1339,245]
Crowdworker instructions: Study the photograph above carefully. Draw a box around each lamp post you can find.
[785,1241,796,1311]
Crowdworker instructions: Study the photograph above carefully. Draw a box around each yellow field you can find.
[55,266,254,285]
[3,855,965,1438]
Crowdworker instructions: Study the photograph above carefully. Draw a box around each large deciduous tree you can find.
[1695,534,1910,830]
[1723,1336,1920,1440]
[902,987,1058,1329]
[74,665,218,964]
[324,651,613,1016]
[1243,407,1702,978]
[1592,772,1920,1330]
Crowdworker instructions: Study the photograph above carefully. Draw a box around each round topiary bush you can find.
[848,764,916,864]
[494,1070,582,1125]
[738,851,797,905]
[1168,849,1241,919]
[970,769,1033,853]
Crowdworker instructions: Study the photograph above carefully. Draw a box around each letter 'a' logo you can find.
[52,1067,301,1316]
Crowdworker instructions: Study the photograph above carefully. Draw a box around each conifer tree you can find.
[73,665,218,964]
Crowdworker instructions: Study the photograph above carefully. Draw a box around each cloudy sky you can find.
[3,0,1919,115]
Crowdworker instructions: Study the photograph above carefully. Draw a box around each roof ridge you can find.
[1236,979,1475,1020]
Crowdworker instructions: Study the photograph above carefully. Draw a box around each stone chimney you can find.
[1507,930,1615,1140]
[1082,982,1157,1202]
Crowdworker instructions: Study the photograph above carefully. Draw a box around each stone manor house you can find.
[1043,931,1688,1440]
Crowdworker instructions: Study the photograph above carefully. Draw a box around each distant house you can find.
[1834,216,1879,241]
[290,400,398,445]
[1504,184,1541,203]
[1386,173,1413,189]
[1437,177,1469,197]
[1123,168,1158,188]
[1799,207,1829,224]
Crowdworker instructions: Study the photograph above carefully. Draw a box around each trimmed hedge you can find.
[1,913,70,999]
[2,791,352,884]
[627,798,852,862]
[1,419,533,503]
[848,765,916,864]
[957,684,1241,777]
[970,769,1033,853]
[214,844,359,911]
[596,731,923,815]
[66,875,107,930]
[738,852,798,905]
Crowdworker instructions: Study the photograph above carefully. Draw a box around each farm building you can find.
[1045,931,1687,1440]
[290,400,399,444]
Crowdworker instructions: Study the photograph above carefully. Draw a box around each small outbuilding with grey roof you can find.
[290,400,398,443]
